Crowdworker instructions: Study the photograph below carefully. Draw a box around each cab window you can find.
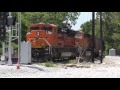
[57,28,67,34]
[30,27,39,30]
[43,27,52,34]
[75,32,81,37]
[43,27,52,31]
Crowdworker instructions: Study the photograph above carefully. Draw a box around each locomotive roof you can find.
[30,23,57,27]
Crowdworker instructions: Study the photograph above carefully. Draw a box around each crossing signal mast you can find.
[0,12,8,63]
[0,12,21,65]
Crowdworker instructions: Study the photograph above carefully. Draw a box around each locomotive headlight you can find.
[45,48,48,51]
[45,47,49,51]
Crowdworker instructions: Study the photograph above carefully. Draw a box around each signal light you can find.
[6,16,16,26]
[0,12,8,41]
[0,25,6,41]
[0,12,16,41]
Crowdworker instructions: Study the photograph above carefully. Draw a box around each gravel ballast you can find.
[0,56,120,78]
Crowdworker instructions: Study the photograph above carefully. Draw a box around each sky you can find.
[71,12,92,30]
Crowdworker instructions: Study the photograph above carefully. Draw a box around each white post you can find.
[18,12,21,65]
[8,12,12,65]
[2,42,5,56]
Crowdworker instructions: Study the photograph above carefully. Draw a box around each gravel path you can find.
[0,56,120,78]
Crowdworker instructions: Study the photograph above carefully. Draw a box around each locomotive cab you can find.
[26,23,58,59]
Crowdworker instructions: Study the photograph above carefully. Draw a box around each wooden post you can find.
[100,12,103,63]
[92,12,95,63]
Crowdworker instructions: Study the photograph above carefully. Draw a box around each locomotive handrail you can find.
[43,38,51,46]
[42,38,52,54]
[79,44,88,57]
[75,41,89,58]
[27,37,52,54]
[75,42,80,47]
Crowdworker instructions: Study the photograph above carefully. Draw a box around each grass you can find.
[44,60,55,67]
[68,59,76,64]
[37,60,56,67]
[37,63,44,66]
[37,59,77,67]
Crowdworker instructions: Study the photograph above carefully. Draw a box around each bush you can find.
[68,60,76,64]
[44,60,55,67]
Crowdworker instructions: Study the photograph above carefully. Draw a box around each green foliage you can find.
[21,12,80,41]
[23,12,80,28]
[44,60,55,67]
[81,20,92,34]
[12,43,18,49]
[0,12,80,54]
[68,60,76,64]
[80,12,120,55]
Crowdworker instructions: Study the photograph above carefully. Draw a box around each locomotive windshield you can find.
[57,28,67,34]
[30,27,40,30]
[75,32,81,37]
[67,29,76,37]
[43,27,52,31]
[30,26,52,32]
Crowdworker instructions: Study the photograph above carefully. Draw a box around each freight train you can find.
[26,23,103,62]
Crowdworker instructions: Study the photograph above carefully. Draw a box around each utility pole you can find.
[92,12,95,63]
[100,12,103,63]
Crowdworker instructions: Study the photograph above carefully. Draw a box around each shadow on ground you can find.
[22,65,44,71]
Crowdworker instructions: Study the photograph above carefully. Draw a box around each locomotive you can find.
[26,23,102,62]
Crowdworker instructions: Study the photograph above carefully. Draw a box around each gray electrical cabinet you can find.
[109,48,116,56]
[20,42,31,64]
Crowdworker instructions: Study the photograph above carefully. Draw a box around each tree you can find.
[81,20,92,34]
[21,12,80,41]
[81,12,120,55]
[0,12,80,50]
[80,18,100,38]
[23,12,80,28]
[97,12,120,54]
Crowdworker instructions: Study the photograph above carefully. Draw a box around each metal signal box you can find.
[20,42,31,64]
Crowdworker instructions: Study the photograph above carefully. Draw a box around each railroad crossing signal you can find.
[0,22,6,41]
[0,12,8,41]
[0,12,16,41]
